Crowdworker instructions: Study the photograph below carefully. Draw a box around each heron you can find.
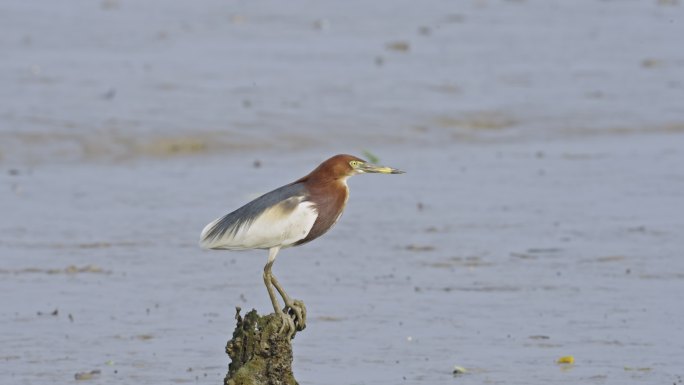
[199,154,404,337]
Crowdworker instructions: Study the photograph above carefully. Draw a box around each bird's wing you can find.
[199,183,318,250]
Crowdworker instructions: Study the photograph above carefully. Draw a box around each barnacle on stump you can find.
[225,308,299,385]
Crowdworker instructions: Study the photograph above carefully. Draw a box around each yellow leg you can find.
[271,274,307,331]
[264,247,295,338]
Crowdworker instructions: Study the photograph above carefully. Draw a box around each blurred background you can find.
[1,1,683,384]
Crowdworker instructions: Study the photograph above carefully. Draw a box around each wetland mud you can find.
[2,1,684,385]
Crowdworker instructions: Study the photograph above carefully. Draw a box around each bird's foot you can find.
[276,309,297,339]
[284,299,307,331]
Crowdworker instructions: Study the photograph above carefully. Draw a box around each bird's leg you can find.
[270,274,307,331]
[264,247,295,338]
[264,263,296,338]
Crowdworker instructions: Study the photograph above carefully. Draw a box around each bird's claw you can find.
[277,310,296,339]
[285,299,307,331]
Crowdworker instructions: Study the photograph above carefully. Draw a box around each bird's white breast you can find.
[200,199,318,250]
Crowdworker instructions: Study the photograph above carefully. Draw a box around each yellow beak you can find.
[359,162,405,174]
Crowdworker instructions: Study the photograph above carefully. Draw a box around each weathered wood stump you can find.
[224,308,298,385]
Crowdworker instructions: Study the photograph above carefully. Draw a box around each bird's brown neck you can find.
[293,177,349,246]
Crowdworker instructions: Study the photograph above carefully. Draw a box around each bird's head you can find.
[316,154,405,180]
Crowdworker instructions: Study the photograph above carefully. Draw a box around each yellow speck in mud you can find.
[557,355,575,364]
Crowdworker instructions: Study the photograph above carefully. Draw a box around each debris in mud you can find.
[528,335,550,340]
[64,265,106,274]
[424,256,491,269]
[418,26,431,36]
[510,252,537,260]
[526,248,562,254]
[511,248,562,260]
[312,19,330,31]
[442,285,520,293]
[76,242,113,249]
[452,365,468,376]
[136,334,154,341]
[74,369,101,380]
[101,88,116,100]
[593,255,627,263]
[641,58,663,68]
[0,265,110,275]
[623,366,652,372]
[386,41,410,52]
[436,111,517,131]
[36,308,59,316]
[405,244,435,252]
[139,137,208,157]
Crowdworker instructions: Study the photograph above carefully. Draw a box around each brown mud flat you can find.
[3,133,683,385]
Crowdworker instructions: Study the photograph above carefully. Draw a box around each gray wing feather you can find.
[201,182,307,247]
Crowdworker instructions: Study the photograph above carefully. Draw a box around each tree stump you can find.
[224,308,298,385]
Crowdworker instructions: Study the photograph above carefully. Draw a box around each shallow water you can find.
[2,1,684,384]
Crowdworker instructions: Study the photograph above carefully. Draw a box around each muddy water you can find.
[2,1,684,384]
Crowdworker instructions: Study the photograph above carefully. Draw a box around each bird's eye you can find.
[350,161,359,167]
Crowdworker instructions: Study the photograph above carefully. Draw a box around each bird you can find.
[199,154,404,337]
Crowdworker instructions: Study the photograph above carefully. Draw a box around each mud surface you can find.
[2,1,684,384]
